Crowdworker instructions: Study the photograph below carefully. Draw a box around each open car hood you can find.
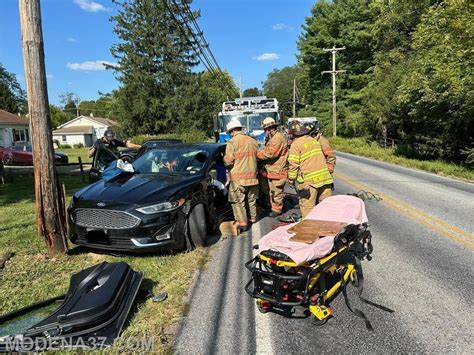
[0,262,143,351]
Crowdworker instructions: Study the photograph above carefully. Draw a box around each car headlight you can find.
[136,198,185,215]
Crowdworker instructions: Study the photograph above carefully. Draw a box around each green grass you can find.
[57,147,92,164]
[0,174,209,352]
[330,137,474,181]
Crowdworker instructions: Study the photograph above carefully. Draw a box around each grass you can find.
[57,147,92,164]
[329,137,474,182]
[0,174,209,352]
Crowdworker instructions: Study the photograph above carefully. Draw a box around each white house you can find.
[52,114,119,147]
[0,109,30,147]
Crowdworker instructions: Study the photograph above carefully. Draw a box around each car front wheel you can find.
[3,155,13,165]
[188,204,207,248]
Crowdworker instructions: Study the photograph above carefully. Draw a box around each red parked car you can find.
[1,144,69,165]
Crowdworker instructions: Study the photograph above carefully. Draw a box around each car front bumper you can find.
[68,208,187,253]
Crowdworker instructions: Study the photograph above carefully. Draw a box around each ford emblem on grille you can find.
[97,202,106,207]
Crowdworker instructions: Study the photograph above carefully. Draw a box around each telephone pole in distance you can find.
[322,45,345,137]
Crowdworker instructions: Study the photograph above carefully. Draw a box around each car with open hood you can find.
[68,143,230,253]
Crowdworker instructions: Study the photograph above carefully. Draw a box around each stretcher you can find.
[245,195,392,330]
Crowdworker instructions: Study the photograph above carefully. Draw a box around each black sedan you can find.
[68,143,230,253]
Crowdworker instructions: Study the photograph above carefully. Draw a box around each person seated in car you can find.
[88,129,141,158]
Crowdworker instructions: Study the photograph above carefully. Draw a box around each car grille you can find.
[74,209,140,230]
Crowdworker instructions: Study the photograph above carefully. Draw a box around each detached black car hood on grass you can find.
[0,262,143,351]
[74,172,203,206]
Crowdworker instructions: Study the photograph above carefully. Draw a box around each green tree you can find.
[395,0,474,161]
[363,0,435,139]
[167,70,238,134]
[109,0,198,135]
[262,66,302,118]
[242,87,262,97]
[0,63,26,114]
[298,0,375,135]
[59,92,80,121]
[49,104,68,128]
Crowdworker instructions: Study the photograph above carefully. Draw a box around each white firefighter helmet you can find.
[261,117,277,129]
[226,118,243,132]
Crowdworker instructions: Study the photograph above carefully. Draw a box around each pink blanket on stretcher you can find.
[258,195,368,265]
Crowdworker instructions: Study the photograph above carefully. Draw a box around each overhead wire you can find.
[167,0,235,97]
[164,0,224,92]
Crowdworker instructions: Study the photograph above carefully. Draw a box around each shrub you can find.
[59,144,72,149]
[73,143,84,149]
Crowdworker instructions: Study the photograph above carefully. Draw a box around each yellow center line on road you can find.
[333,171,474,250]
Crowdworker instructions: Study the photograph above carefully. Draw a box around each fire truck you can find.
[214,96,281,146]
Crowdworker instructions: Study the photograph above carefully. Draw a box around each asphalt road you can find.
[174,152,474,354]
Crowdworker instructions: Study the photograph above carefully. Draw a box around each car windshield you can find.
[219,112,278,131]
[132,148,209,175]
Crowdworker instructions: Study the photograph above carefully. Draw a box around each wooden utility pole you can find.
[292,78,296,117]
[19,0,67,255]
[322,46,346,137]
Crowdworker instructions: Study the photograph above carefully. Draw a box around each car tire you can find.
[188,204,207,248]
[3,155,13,165]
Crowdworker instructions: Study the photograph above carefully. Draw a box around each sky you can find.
[0,0,315,106]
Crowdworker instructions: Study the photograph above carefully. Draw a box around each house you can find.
[52,114,118,147]
[0,109,30,147]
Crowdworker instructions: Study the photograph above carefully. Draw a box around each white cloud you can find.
[73,0,110,12]
[253,53,280,61]
[272,23,294,31]
[67,60,116,71]
[66,37,77,42]
[46,74,54,79]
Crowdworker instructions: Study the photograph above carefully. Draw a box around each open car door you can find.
[89,147,119,183]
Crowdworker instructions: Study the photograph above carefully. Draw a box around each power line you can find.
[164,0,226,94]
[181,1,225,78]
[180,0,231,92]
[166,0,235,97]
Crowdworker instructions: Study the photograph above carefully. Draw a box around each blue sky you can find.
[0,0,314,106]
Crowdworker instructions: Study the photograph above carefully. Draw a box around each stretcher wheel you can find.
[256,299,271,313]
[311,314,329,326]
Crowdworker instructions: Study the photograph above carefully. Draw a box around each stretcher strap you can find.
[340,269,374,332]
[340,256,394,332]
[354,256,394,314]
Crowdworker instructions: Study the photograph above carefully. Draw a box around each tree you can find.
[242,87,262,97]
[167,70,239,134]
[59,92,80,120]
[298,0,375,135]
[49,104,68,128]
[394,0,474,161]
[109,0,199,135]
[0,62,26,113]
[262,66,302,118]
[363,0,436,139]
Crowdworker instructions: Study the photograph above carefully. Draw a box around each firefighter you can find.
[288,120,333,218]
[257,117,288,217]
[309,121,336,174]
[223,119,259,232]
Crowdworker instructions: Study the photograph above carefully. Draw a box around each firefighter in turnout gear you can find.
[223,119,259,232]
[257,117,288,217]
[288,120,334,218]
[309,121,336,174]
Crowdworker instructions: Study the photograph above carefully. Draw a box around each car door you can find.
[13,146,32,164]
[89,147,119,183]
